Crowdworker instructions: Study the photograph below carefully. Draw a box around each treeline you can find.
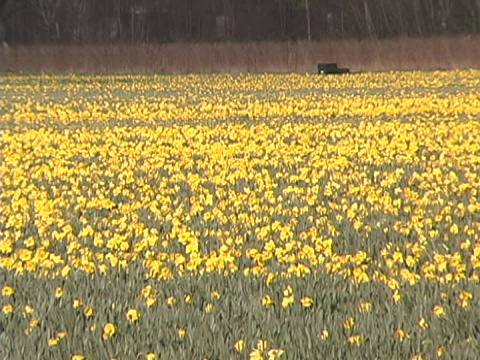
[1,0,480,44]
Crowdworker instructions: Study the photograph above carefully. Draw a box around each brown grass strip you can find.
[1,36,479,74]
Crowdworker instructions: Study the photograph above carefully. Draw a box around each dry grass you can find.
[1,36,479,74]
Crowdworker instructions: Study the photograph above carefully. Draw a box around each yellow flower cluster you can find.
[249,340,285,360]
[1,120,479,287]
[2,72,479,125]
[2,72,480,291]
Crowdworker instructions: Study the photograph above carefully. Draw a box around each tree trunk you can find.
[364,0,375,37]
[304,0,311,40]
[476,0,480,34]
[0,0,8,15]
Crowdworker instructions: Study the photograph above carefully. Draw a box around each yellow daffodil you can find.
[394,329,409,342]
[55,287,64,298]
[72,356,86,360]
[126,309,141,322]
[1,286,15,296]
[300,297,314,308]
[84,307,95,317]
[2,304,15,315]
[234,339,246,352]
[178,328,187,338]
[433,305,446,317]
[347,335,363,346]
[103,323,117,340]
[262,295,275,307]
[48,338,60,347]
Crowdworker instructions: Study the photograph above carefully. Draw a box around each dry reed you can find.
[0,36,479,74]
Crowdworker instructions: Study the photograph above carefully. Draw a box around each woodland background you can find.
[1,0,479,73]
[2,0,480,44]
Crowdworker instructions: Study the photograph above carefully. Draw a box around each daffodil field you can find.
[2,71,480,359]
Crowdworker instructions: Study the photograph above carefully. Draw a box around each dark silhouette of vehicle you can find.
[318,63,350,75]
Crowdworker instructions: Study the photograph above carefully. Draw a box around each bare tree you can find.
[363,0,375,37]
[223,0,235,40]
[2,0,480,44]
[304,0,311,40]
[0,0,8,42]
[130,3,146,42]
[467,0,480,34]
[439,0,454,32]
[476,0,480,34]
[0,0,8,14]
[27,0,61,40]
[65,0,87,43]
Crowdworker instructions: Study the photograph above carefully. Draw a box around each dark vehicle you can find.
[318,63,350,75]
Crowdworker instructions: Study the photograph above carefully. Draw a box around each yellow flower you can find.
[127,309,141,322]
[58,332,68,339]
[2,304,15,315]
[319,330,329,340]
[61,265,71,277]
[358,302,372,313]
[146,296,157,307]
[419,318,429,329]
[283,286,293,297]
[24,305,35,315]
[211,291,221,300]
[256,340,268,351]
[433,305,446,317]
[249,349,263,360]
[72,356,86,360]
[24,237,36,248]
[55,287,64,298]
[387,279,399,290]
[2,286,15,296]
[267,349,285,359]
[262,295,275,307]
[204,303,214,313]
[395,329,409,342]
[29,318,40,327]
[141,285,153,298]
[249,340,269,360]
[343,317,356,330]
[103,323,117,340]
[265,273,275,286]
[300,297,314,308]
[167,296,177,306]
[437,346,446,357]
[411,355,425,360]
[449,223,459,234]
[392,290,401,304]
[178,328,187,338]
[282,295,294,308]
[347,335,363,346]
[459,291,473,307]
[84,307,95,317]
[48,338,60,347]
[73,299,83,309]
[234,339,246,352]
[184,295,193,304]
[146,354,157,360]
[460,240,471,249]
